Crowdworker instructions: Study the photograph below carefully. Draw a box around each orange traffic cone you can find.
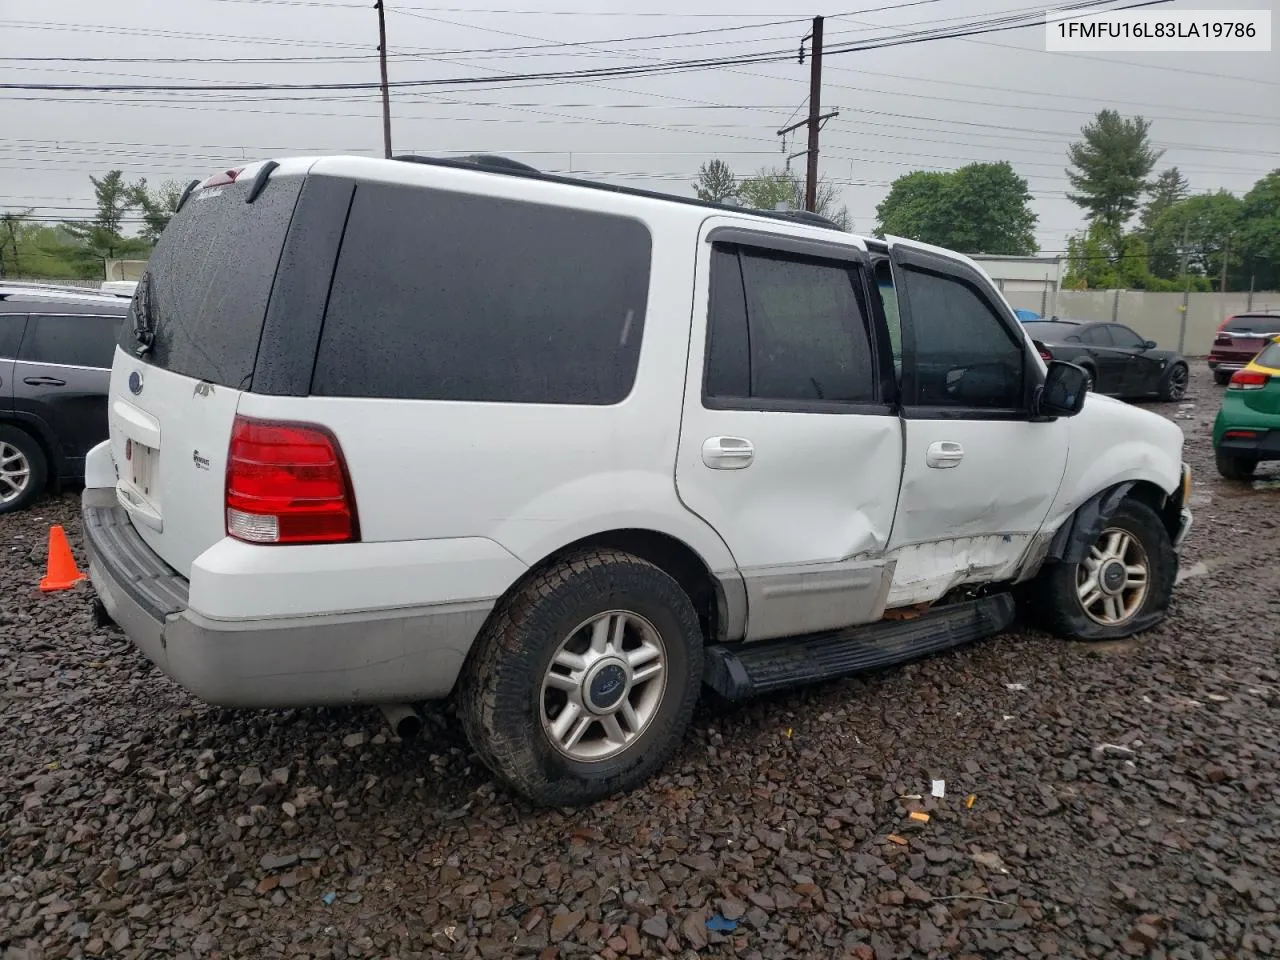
[40,525,87,592]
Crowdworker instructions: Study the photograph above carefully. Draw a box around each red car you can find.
[1208,312,1280,385]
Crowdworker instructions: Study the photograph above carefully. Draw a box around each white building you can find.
[970,255,1063,317]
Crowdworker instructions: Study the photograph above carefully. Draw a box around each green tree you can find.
[1237,169,1280,291]
[692,159,738,203]
[1066,109,1163,251]
[1149,190,1244,287]
[1140,167,1190,234]
[873,162,1037,255]
[129,178,185,245]
[736,167,851,229]
[60,170,149,276]
[0,210,32,277]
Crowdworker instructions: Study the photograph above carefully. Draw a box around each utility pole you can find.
[804,16,824,213]
[774,17,837,214]
[1177,221,1190,354]
[1220,233,1231,293]
[375,0,392,159]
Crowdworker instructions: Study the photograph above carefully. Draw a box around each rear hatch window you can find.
[1223,314,1280,336]
[121,173,305,388]
[1255,340,1280,369]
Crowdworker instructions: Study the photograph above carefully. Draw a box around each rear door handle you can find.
[701,436,754,470]
[926,440,964,468]
[24,376,66,387]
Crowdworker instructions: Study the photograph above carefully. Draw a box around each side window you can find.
[313,183,652,405]
[705,244,878,405]
[900,267,1025,410]
[1108,325,1145,349]
[19,315,120,368]
[872,258,902,372]
[1082,326,1113,347]
[0,314,26,358]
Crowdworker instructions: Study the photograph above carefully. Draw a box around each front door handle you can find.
[926,440,964,468]
[24,376,66,387]
[702,436,754,470]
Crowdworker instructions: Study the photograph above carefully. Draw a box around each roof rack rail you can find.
[386,152,846,233]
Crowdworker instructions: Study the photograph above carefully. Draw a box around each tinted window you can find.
[1021,321,1081,341]
[1224,314,1280,334]
[20,314,119,368]
[1255,340,1280,368]
[1108,325,1145,349]
[705,244,877,405]
[0,314,25,358]
[873,258,902,369]
[1081,326,1113,347]
[122,174,305,388]
[313,183,652,405]
[902,267,1024,409]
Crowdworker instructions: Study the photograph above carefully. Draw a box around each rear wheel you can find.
[1215,449,1258,482]
[1159,363,1189,402]
[1030,498,1175,641]
[456,548,704,807]
[1213,369,1232,386]
[0,426,47,515]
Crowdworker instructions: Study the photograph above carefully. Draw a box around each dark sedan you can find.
[1023,318,1189,402]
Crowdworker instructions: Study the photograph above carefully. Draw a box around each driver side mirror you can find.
[1036,360,1089,418]
[1144,339,1158,350]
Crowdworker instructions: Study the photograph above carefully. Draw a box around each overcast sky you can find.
[2,0,1277,254]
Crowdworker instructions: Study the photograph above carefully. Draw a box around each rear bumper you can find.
[1207,358,1248,371]
[81,487,490,707]
[1216,428,1280,461]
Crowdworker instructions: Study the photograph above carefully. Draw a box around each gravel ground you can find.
[4,364,1280,960]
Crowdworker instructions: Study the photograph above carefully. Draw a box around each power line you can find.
[0,0,1173,93]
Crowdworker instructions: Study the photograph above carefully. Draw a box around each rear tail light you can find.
[1224,429,1259,440]
[1034,341,1053,363]
[225,415,359,544]
[1228,370,1270,391]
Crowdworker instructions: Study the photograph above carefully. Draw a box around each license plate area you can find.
[125,438,160,505]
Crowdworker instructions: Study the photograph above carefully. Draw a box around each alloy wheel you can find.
[0,441,31,505]
[1076,527,1150,626]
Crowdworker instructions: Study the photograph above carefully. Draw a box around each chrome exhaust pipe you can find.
[379,703,423,740]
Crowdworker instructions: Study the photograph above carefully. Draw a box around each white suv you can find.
[83,154,1192,806]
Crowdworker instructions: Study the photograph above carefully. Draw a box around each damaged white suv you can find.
[83,154,1192,806]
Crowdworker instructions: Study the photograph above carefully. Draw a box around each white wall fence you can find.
[1003,289,1280,357]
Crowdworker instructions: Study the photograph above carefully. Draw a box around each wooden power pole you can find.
[376,0,392,159]
[803,16,824,213]
[775,17,838,214]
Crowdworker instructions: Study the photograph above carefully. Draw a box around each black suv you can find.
[0,286,130,513]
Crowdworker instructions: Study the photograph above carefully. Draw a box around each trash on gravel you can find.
[899,793,923,800]
[966,794,977,808]
[322,892,337,906]
[886,834,909,845]
[972,850,1007,872]
[1005,682,1027,691]
[1093,742,1136,759]
[909,811,931,823]
[931,779,946,798]
[706,915,739,933]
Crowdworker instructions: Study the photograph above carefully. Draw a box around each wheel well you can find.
[1126,479,1183,542]
[0,419,57,487]
[537,530,724,643]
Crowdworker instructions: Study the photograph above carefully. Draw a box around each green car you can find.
[1213,334,1280,481]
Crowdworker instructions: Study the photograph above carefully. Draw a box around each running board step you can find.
[703,593,1017,701]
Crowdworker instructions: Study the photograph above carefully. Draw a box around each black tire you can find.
[1213,369,1232,386]
[1215,449,1258,482]
[456,548,704,807]
[1029,497,1176,642]
[1158,362,1189,402]
[1079,364,1097,392]
[0,425,48,515]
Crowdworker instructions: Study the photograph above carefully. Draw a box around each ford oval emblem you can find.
[128,371,143,396]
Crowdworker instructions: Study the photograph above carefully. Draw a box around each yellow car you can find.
[1213,334,1280,480]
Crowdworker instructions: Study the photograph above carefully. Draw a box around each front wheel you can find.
[1030,498,1175,641]
[1159,363,1189,402]
[456,548,704,807]
[1215,449,1258,482]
